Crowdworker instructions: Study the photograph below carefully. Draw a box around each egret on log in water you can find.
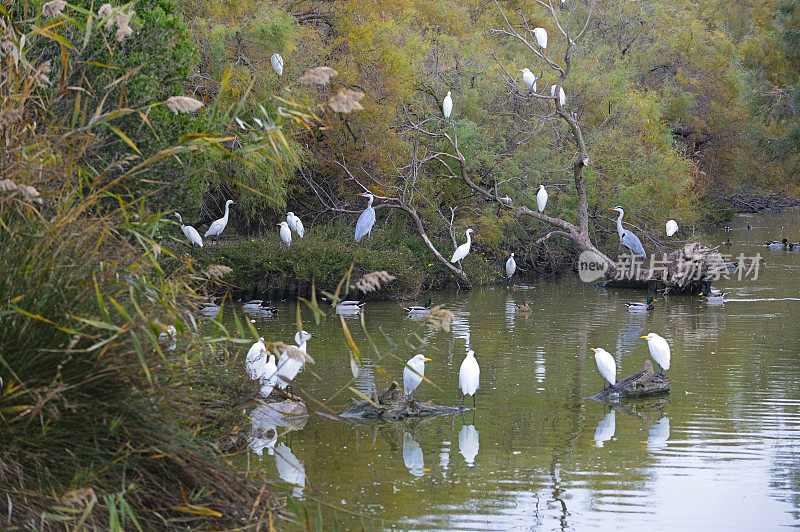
[610,207,647,259]
[521,68,537,91]
[533,27,548,49]
[506,253,517,278]
[641,333,671,376]
[174,213,203,247]
[459,350,480,407]
[278,221,292,248]
[403,354,431,399]
[591,347,616,389]
[205,199,234,239]
[275,330,313,398]
[354,192,376,242]
[286,211,305,238]
[245,337,278,397]
[450,228,474,264]
[666,219,679,237]
[270,52,283,76]
[550,85,566,106]
[442,91,453,119]
[537,185,548,212]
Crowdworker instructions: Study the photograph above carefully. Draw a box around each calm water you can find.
[222,211,800,530]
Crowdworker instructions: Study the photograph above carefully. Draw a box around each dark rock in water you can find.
[341,381,467,419]
[591,359,670,403]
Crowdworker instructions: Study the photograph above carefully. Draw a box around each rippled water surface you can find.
[221,211,800,530]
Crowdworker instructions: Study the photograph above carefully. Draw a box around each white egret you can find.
[275,443,305,499]
[641,332,671,375]
[403,354,431,399]
[278,221,292,248]
[550,84,566,106]
[626,296,656,311]
[536,184,548,212]
[458,425,479,466]
[174,213,203,247]
[533,27,548,49]
[666,219,679,237]
[450,228,474,264]
[442,91,453,119]
[610,207,647,259]
[404,298,431,314]
[520,68,537,91]
[270,52,284,76]
[275,330,313,398]
[354,192,376,242]
[402,433,426,476]
[245,338,279,398]
[286,211,305,238]
[204,199,235,239]
[593,411,616,448]
[505,253,517,278]
[590,347,616,389]
[458,350,480,407]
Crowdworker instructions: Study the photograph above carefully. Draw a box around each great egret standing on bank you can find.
[354,192,376,242]
[205,199,235,239]
[533,27,548,49]
[458,350,480,406]
[403,354,431,399]
[506,253,517,278]
[550,84,566,106]
[450,228,474,264]
[442,91,453,119]
[591,347,616,389]
[611,207,647,259]
[270,53,284,76]
[537,185,548,212]
[286,212,304,238]
[278,221,292,248]
[174,213,203,247]
[521,68,537,91]
[666,219,679,237]
[641,333,671,375]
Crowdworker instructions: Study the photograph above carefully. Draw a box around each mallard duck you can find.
[766,238,788,249]
[701,291,724,303]
[789,241,800,250]
[626,296,656,310]
[335,300,364,314]
[515,299,533,312]
[405,298,432,314]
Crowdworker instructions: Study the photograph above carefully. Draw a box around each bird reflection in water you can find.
[459,425,480,466]
[647,416,670,450]
[594,410,616,448]
[403,433,427,477]
[275,442,306,500]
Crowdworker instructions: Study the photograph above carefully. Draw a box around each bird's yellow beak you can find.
[608,207,615,210]
[590,348,597,351]
[276,223,282,226]
[653,299,658,301]
[424,357,432,362]
[640,335,648,339]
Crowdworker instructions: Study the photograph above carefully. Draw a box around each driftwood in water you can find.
[340,381,466,419]
[591,360,670,402]
[601,242,731,294]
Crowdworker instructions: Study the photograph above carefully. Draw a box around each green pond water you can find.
[216,210,800,530]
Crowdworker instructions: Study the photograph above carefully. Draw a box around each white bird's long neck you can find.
[175,213,183,224]
[222,202,231,222]
[367,196,374,208]
[297,340,307,353]
[615,210,625,237]
[465,232,471,246]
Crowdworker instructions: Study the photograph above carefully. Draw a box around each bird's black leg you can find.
[460,395,465,406]
[473,394,476,408]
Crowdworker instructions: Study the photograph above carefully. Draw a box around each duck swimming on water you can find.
[626,296,656,311]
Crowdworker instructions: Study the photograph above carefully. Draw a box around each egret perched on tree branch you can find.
[442,91,453,119]
[533,27,548,49]
[610,207,647,259]
[506,253,517,278]
[666,219,679,237]
[537,185,548,212]
[450,228,473,264]
[205,199,234,239]
[174,213,203,247]
[550,84,566,106]
[278,221,292,248]
[354,192,376,242]
[459,350,480,407]
[641,333,671,376]
[287,212,304,238]
[591,347,616,389]
[520,68,537,91]
[403,354,431,399]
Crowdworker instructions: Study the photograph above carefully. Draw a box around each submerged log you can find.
[600,242,732,294]
[591,360,670,402]
[340,381,467,419]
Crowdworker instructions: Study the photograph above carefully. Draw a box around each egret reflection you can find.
[275,442,306,499]
[594,411,616,448]
[248,422,277,457]
[403,433,426,476]
[647,416,670,450]
[459,425,480,466]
